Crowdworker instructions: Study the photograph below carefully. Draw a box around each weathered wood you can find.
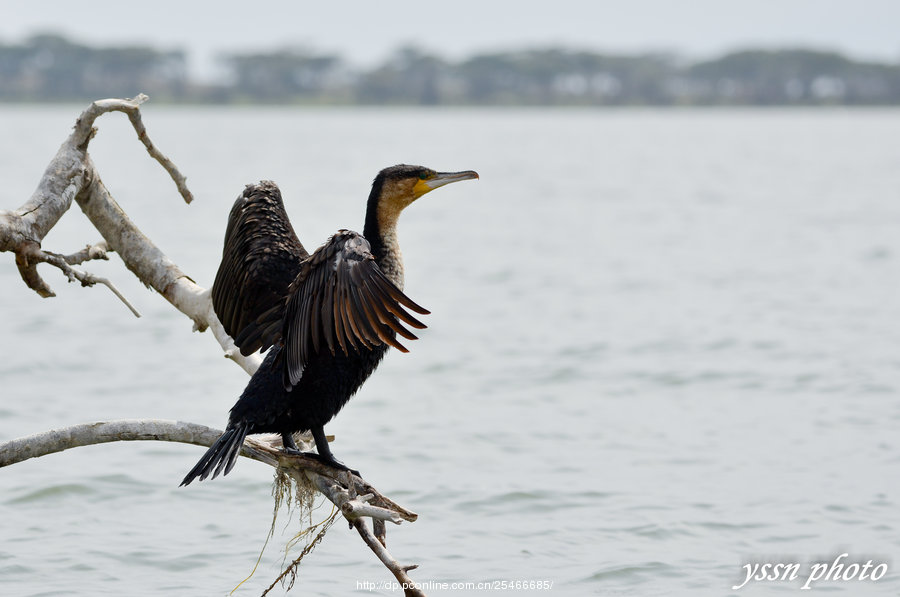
[0,420,220,467]
[0,419,422,589]
[0,95,259,373]
[354,519,426,597]
[0,419,415,520]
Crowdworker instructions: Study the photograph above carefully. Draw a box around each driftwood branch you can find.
[0,95,186,302]
[63,240,111,265]
[72,94,193,204]
[0,419,405,516]
[19,243,140,317]
[0,419,422,593]
[0,94,259,373]
[353,520,426,596]
[0,97,426,593]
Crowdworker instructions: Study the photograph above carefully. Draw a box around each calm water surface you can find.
[1,107,899,596]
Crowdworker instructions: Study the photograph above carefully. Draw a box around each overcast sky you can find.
[3,0,899,78]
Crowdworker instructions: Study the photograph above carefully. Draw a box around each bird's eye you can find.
[418,172,429,180]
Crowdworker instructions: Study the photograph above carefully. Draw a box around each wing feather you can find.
[211,181,308,355]
[346,271,400,346]
[366,274,428,330]
[347,278,382,347]
[332,267,350,355]
[320,274,336,354]
[362,283,420,342]
[371,272,431,315]
[282,230,429,388]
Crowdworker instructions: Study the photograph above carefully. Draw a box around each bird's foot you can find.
[281,432,304,455]
[300,451,361,477]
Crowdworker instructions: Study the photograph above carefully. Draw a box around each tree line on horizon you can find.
[1,33,899,106]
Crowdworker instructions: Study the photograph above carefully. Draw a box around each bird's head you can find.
[367,164,479,232]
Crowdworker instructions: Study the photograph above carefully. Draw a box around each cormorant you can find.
[181,165,478,485]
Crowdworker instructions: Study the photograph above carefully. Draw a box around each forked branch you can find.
[0,94,259,372]
[0,95,191,311]
[72,94,193,204]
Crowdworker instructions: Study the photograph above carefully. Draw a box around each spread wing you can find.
[211,181,309,356]
[282,230,430,388]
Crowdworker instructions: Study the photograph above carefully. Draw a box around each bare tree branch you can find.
[2,93,260,371]
[354,519,426,597]
[72,94,193,204]
[0,95,192,312]
[0,419,423,593]
[62,241,110,265]
[20,243,140,316]
[0,419,419,530]
[0,419,218,466]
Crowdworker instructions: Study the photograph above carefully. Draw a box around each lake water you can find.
[1,106,899,596]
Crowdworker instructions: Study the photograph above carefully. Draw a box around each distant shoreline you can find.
[2,35,899,106]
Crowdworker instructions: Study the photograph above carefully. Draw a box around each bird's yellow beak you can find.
[413,170,479,198]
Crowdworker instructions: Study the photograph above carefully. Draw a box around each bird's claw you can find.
[290,450,361,477]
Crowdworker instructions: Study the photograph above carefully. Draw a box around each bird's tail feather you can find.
[180,423,250,486]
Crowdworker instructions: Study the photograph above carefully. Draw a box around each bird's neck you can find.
[364,200,405,290]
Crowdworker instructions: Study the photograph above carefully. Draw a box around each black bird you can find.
[181,165,478,485]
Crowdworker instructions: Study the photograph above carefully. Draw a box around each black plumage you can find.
[181,165,478,485]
